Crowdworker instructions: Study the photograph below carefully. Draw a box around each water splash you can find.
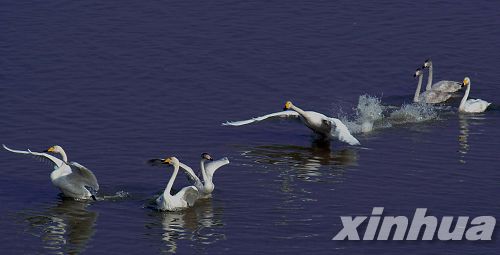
[341,95,386,134]
[388,103,438,124]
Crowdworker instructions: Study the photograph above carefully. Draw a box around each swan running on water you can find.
[459,77,491,113]
[422,59,462,93]
[178,153,230,198]
[223,101,360,145]
[149,157,199,211]
[413,68,452,104]
[3,144,99,200]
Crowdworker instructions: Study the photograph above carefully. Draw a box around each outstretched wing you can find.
[179,186,199,207]
[68,162,99,192]
[327,118,361,146]
[3,144,64,169]
[222,111,300,126]
[178,162,203,188]
[204,157,230,178]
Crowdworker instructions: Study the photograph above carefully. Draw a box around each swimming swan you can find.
[422,59,462,93]
[3,144,99,200]
[413,68,452,104]
[178,153,230,198]
[459,77,491,113]
[150,157,199,211]
[223,101,360,145]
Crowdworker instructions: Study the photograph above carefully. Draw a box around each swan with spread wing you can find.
[149,156,200,211]
[222,101,360,145]
[177,153,230,198]
[3,144,99,200]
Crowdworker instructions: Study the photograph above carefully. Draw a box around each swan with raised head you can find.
[3,144,99,200]
[223,101,360,145]
[177,153,230,198]
[413,68,452,104]
[459,77,491,113]
[422,59,462,93]
[150,156,199,211]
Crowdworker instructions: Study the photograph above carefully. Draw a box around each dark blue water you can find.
[1,0,499,254]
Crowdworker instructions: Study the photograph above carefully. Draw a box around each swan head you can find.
[161,157,179,166]
[462,77,470,86]
[422,58,432,69]
[283,101,293,110]
[413,68,423,78]
[201,152,214,161]
[44,145,63,154]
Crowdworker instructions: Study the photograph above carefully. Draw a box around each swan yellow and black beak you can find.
[162,158,173,165]
[462,78,470,86]
[283,101,292,111]
[44,146,55,153]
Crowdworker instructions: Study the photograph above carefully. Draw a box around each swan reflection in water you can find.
[458,114,470,163]
[20,197,98,255]
[240,140,358,183]
[145,198,225,253]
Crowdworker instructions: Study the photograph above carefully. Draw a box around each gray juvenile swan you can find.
[413,68,452,104]
[223,101,360,145]
[422,58,462,93]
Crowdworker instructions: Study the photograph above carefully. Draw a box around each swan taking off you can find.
[223,101,360,145]
[413,68,452,104]
[178,153,230,198]
[150,157,199,211]
[422,59,462,93]
[3,144,99,200]
[459,77,491,113]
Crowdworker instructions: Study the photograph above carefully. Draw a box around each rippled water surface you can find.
[1,1,500,254]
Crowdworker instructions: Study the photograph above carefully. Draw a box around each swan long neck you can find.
[200,159,208,183]
[58,148,68,162]
[459,83,471,111]
[290,104,307,117]
[426,64,433,91]
[164,163,179,198]
[414,75,423,102]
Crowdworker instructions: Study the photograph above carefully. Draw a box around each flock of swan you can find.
[2,59,492,211]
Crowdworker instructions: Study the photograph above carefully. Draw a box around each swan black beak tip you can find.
[283,107,287,111]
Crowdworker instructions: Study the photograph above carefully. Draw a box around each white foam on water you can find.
[340,94,386,134]
[388,102,438,125]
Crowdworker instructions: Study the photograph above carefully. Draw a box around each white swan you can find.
[151,157,199,211]
[459,77,491,113]
[223,101,360,145]
[178,153,230,198]
[413,68,452,104]
[422,59,462,93]
[3,144,99,200]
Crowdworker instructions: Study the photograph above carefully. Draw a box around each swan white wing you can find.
[178,162,203,188]
[432,80,462,93]
[204,157,230,178]
[222,111,300,126]
[327,118,361,146]
[3,144,64,168]
[68,162,99,192]
[179,186,199,207]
